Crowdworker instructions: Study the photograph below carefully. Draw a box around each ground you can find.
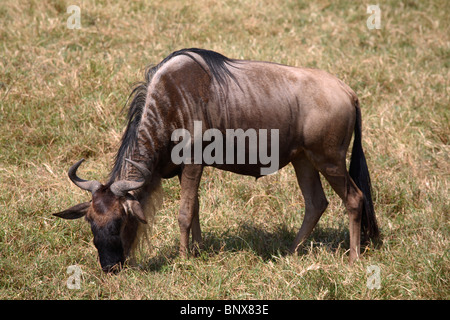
[0,0,448,299]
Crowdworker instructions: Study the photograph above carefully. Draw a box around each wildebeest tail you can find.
[349,99,380,241]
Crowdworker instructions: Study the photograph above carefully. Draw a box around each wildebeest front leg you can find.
[178,164,203,257]
[190,196,203,254]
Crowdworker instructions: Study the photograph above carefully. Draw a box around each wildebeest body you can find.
[54,49,379,272]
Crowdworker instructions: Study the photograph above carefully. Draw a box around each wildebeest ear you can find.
[53,202,91,220]
[123,198,147,224]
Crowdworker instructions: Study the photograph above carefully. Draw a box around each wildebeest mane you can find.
[109,48,238,182]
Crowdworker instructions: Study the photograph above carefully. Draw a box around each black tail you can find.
[349,100,380,242]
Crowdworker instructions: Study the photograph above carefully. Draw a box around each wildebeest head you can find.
[53,158,150,273]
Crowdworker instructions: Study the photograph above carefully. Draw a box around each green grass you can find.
[0,0,448,299]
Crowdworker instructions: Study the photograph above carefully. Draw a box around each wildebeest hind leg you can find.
[313,156,364,264]
[289,153,328,254]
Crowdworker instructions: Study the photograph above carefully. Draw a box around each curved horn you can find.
[110,159,151,197]
[68,159,102,193]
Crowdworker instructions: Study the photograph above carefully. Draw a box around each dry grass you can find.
[0,0,448,299]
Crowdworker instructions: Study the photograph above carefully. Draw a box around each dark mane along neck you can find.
[109,65,154,183]
[109,48,238,183]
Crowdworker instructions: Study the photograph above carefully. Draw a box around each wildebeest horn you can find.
[109,159,151,197]
[68,159,102,193]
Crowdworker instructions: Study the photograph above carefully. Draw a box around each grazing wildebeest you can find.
[53,48,379,273]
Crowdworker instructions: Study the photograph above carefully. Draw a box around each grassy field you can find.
[0,0,448,299]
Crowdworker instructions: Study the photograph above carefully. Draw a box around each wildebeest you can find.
[53,48,379,273]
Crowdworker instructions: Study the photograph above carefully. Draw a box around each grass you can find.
[0,0,448,299]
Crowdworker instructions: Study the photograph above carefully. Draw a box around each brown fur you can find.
[86,187,122,227]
